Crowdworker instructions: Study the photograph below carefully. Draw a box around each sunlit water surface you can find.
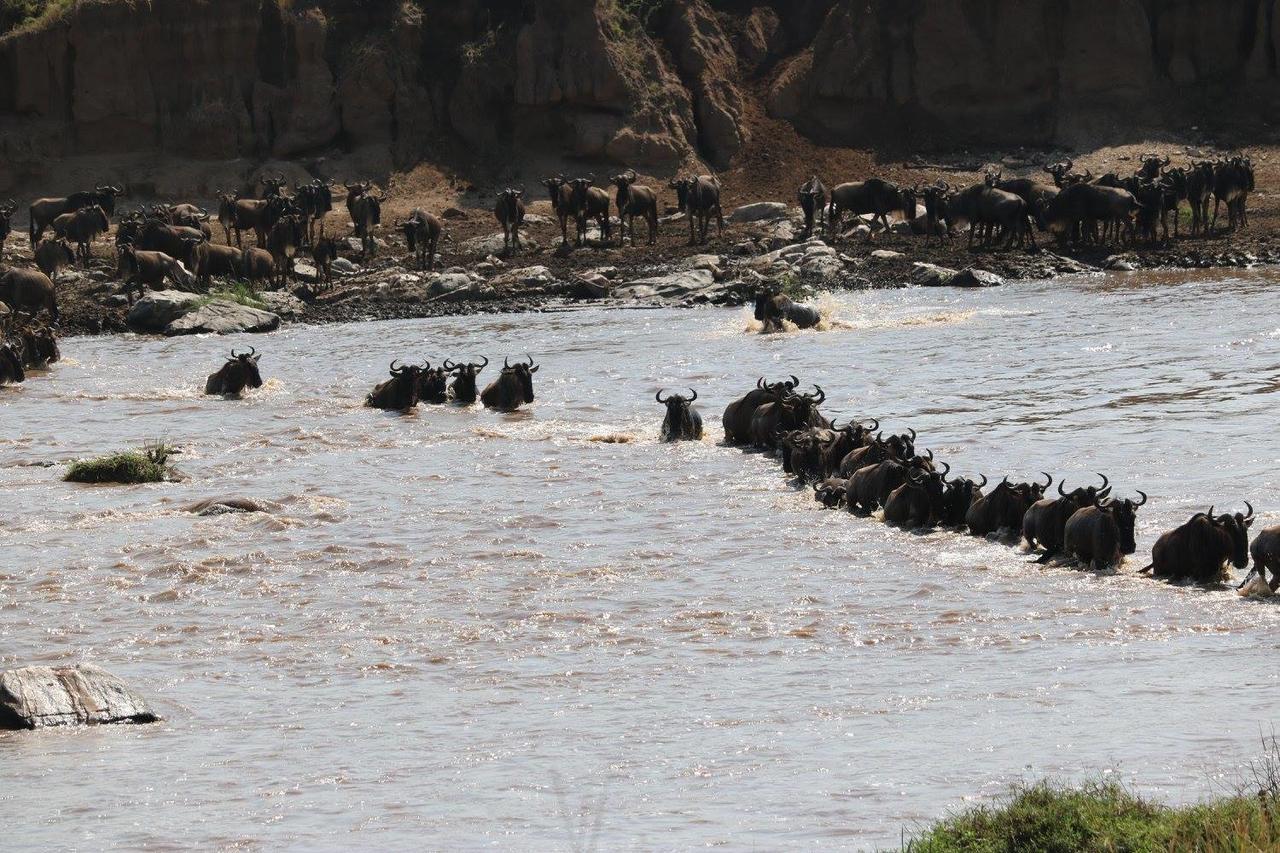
[3,268,1280,850]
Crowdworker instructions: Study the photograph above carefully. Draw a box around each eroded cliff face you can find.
[0,0,1276,192]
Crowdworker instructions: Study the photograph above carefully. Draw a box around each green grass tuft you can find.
[202,282,266,309]
[65,441,174,484]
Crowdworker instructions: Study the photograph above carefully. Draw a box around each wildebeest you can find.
[656,388,703,441]
[568,177,611,245]
[827,179,917,236]
[416,362,450,404]
[5,316,59,368]
[260,175,288,198]
[940,473,987,528]
[239,247,276,289]
[1245,525,1280,592]
[117,246,192,302]
[186,239,242,287]
[749,385,826,450]
[293,180,333,245]
[542,176,577,245]
[51,205,110,261]
[1212,156,1253,232]
[670,175,723,245]
[1143,503,1254,584]
[946,179,1036,248]
[883,465,948,529]
[813,476,848,508]
[444,357,487,404]
[481,355,539,411]
[1041,182,1141,245]
[311,235,339,288]
[797,176,827,239]
[29,186,121,242]
[133,219,207,259]
[0,268,58,320]
[846,455,933,515]
[1062,491,1146,572]
[366,360,423,410]
[348,185,382,257]
[722,375,799,445]
[0,333,24,385]
[920,182,952,239]
[0,199,15,252]
[754,290,821,332]
[204,347,263,396]
[611,170,659,246]
[494,188,526,254]
[34,239,76,281]
[1185,161,1215,237]
[400,209,443,270]
[267,214,305,289]
[1022,474,1111,561]
[838,429,915,477]
[966,474,1051,537]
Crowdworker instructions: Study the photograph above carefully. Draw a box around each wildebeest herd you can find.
[642,373,1278,594]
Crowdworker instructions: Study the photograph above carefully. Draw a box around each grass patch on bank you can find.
[203,282,266,310]
[65,442,175,484]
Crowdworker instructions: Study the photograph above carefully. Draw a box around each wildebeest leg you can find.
[1211,198,1221,232]
[1033,546,1057,565]
[648,211,657,245]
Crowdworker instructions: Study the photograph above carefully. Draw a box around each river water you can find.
[3,268,1280,850]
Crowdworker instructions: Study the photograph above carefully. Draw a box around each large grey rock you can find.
[912,262,960,287]
[426,273,474,297]
[868,249,905,261]
[0,664,159,730]
[165,300,281,336]
[257,291,306,319]
[730,201,789,223]
[125,290,203,333]
[330,258,360,274]
[614,268,716,300]
[945,268,1005,288]
[463,232,541,256]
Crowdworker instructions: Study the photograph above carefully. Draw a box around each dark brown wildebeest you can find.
[344,181,371,224]
[228,195,270,248]
[749,385,826,450]
[400,209,443,270]
[920,182,953,240]
[966,474,1051,537]
[0,268,58,320]
[542,176,577,245]
[51,205,110,261]
[846,458,912,515]
[611,170,659,246]
[117,245,193,302]
[1043,159,1076,188]
[656,388,703,442]
[0,331,24,385]
[994,176,1059,228]
[494,188,526,254]
[1212,156,1254,232]
[883,465,948,529]
[416,362,450,404]
[722,375,799,445]
[1041,183,1141,245]
[267,214,305,289]
[1245,524,1280,592]
[349,187,382,257]
[481,355,539,412]
[940,473,987,528]
[366,360,423,411]
[215,190,240,244]
[34,239,76,281]
[260,175,288,198]
[185,238,242,287]
[754,290,821,331]
[813,477,848,508]
[797,176,827,239]
[29,185,121,242]
[134,219,207,260]
[293,180,333,246]
[670,175,723,245]
[311,235,339,289]
[1143,503,1254,584]
[827,178,917,236]
[0,199,16,253]
[239,247,276,289]
[204,347,263,396]
[1185,161,1215,237]
[6,315,60,368]
[1137,152,1170,181]
[1022,474,1111,562]
[838,429,916,478]
[1062,491,1146,572]
[444,357,487,405]
[946,178,1036,249]
[568,177,611,245]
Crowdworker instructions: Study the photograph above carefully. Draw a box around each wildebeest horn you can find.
[939,461,950,481]
[977,474,988,489]
[1135,490,1148,507]
[811,385,825,404]
[390,359,405,375]
[756,376,765,389]
[687,388,697,402]
[1058,479,1068,497]
[504,356,511,369]
[443,358,456,371]
[924,449,933,462]
[476,356,489,369]
[789,375,799,388]
[1096,472,1109,491]
[1243,501,1254,520]
[866,418,879,431]
[1040,472,1053,489]
[655,389,668,403]
[907,428,916,441]
[1206,505,1215,519]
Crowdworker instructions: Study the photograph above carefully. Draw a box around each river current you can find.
[3,268,1279,849]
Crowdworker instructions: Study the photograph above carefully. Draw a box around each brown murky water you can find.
[3,268,1280,849]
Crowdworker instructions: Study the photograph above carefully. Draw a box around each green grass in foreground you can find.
[65,442,173,484]
[203,282,266,309]
[904,779,1280,852]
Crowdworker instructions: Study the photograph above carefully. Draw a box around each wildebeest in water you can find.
[754,290,821,332]
[204,347,263,396]
[656,388,703,441]
[367,360,423,411]
[481,355,538,412]
[444,357,488,405]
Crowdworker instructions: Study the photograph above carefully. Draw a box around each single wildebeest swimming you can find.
[34,239,76,281]
[656,388,703,442]
[721,375,799,445]
[481,355,538,412]
[966,474,1051,538]
[1062,491,1146,572]
[0,334,24,385]
[29,185,121,242]
[1244,524,1280,592]
[827,178,917,236]
[611,169,659,246]
[494,188,526,254]
[0,268,59,320]
[754,290,821,332]
[204,347,263,396]
[670,175,723,245]
[444,357,487,404]
[366,360,423,411]
[1143,503,1254,584]
[797,176,827,239]
[1022,473,1111,562]
[400,209,443,270]
[416,362,450,404]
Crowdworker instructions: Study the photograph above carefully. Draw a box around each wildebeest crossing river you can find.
[3,267,1280,848]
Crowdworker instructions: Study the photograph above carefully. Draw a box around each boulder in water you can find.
[912,262,959,287]
[0,664,159,730]
[125,290,203,333]
[185,497,276,515]
[945,268,1004,288]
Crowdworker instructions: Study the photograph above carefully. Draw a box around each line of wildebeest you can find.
[651,374,1280,595]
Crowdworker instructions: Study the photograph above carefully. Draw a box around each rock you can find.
[257,291,305,319]
[869,249,905,261]
[330,258,359,274]
[664,0,748,167]
[102,294,129,308]
[730,201,789,223]
[848,224,872,240]
[426,273,473,297]
[185,497,275,515]
[125,290,204,333]
[462,232,541,256]
[165,300,281,335]
[491,265,556,292]
[945,268,1005,288]
[443,207,467,219]
[731,240,760,256]
[572,273,612,299]
[614,268,716,300]
[0,664,159,730]
[1104,255,1138,271]
[912,262,959,287]
[291,261,319,282]
[523,213,552,225]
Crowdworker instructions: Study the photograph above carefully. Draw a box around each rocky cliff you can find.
[0,0,1276,193]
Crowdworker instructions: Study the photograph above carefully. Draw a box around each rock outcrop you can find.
[0,664,159,729]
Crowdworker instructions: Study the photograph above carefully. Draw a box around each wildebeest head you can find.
[1209,501,1255,568]
[783,384,825,425]
[610,169,638,193]
[1043,160,1074,187]
[1056,472,1112,507]
[541,175,567,206]
[496,188,525,221]
[94,185,123,216]
[1098,490,1146,555]
[568,176,596,209]
[415,361,449,403]
[260,174,287,198]
[943,472,987,526]
[899,184,919,220]
[656,387,696,423]
[503,354,539,403]
[444,356,487,403]
[668,176,692,212]
[1138,153,1170,181]
[227,346,263,388]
